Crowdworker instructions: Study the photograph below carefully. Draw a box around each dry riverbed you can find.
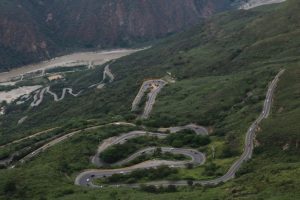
[0,86,41,104]
[0,48,142,82]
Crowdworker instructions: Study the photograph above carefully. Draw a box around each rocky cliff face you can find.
[0,0,232,70]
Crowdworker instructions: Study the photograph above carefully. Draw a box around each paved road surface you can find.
[131,80,156,111]
[76,146,205,187]
[131,79,167,119]
[77,126,209,186]
[141,80,167,119]
[112,147,204,167]
[91,131,168,167]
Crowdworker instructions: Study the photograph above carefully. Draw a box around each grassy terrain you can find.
[0,0,299,199]
[1,56,298,200]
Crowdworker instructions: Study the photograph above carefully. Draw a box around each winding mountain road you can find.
[75,69,284,188]
[91,131,168,167]
[30,86,82,107]
[76,124,209,186]
[76,147,205,187]
[88,64,115,88]
[30,64,115,107]
[131,79,167,119]
[90,126,207,168]
[2,69,284,189]
[103,65,115,83]
[112,147,204,167]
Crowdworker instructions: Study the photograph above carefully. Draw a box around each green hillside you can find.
[0,0,299,199]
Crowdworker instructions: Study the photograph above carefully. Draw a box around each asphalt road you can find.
[141,80,167,119]
[77,127,209,186]
[91,131,169,167]
[131,79,167,119]
[131,79,167,115]
[112,147,205,167]
[75,69,284,188]
[131,80,154,111]
[91,126,209,167]
[76,146,205,187]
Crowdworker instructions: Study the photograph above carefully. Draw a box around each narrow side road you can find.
[0,127,59,148]
[14,122,136,166]
[30,64,114,107]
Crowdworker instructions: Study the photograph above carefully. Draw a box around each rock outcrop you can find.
[0,0,232,70]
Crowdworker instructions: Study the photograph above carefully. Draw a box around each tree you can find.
[187,180,194,186]
[185,163,194,169]
[166,185,177,192]
[153,147,162,157]
[4,180,17,195]
[203,162,219,176]
[140,185,157,193]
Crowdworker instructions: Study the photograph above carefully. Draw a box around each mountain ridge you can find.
[0,0,232,71]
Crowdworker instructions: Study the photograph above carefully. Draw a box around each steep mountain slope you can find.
[0,0,232,71]
[0,0,299,200]
[0,0,55,70]
[1,0,298,151]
